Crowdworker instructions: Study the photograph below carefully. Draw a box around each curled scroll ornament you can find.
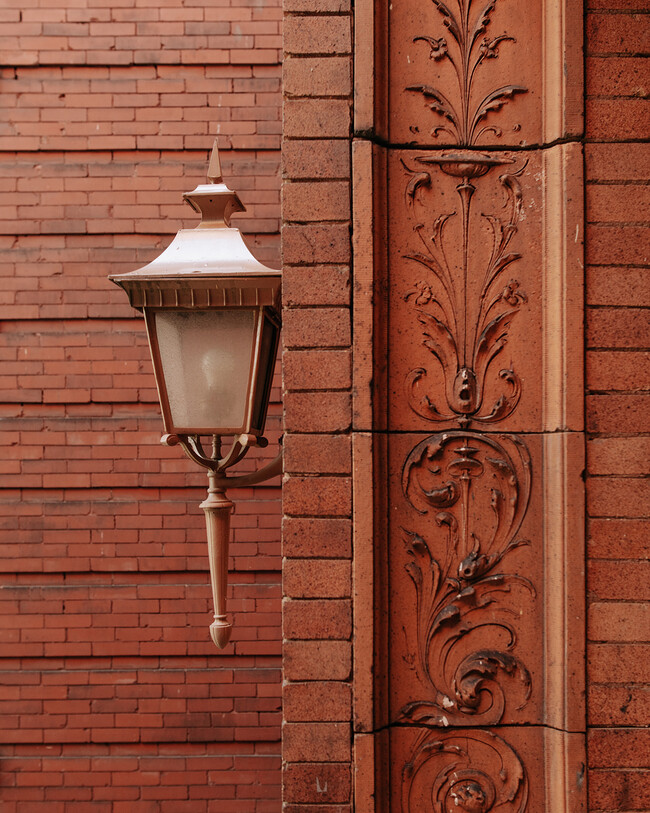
[401,728,528,813]
[400,431,534,727]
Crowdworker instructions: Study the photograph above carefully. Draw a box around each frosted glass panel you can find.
[155,309,256,430]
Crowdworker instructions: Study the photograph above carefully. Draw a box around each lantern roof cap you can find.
[109,140,280,310]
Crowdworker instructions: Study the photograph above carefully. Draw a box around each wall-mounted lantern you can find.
[110,143,281,649]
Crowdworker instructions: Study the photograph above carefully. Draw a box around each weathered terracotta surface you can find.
[388,430,542,728]
[389,0,543,146]
[351,142,586,803]
[387,430,585,729]
[389,725,587,811]
[352,143,584,435]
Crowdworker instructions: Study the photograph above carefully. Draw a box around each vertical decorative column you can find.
[352,0,586,809]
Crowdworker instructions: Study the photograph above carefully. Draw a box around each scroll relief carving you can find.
[400,431,534,728]
[398,1,534,807]
[402,728,528,813]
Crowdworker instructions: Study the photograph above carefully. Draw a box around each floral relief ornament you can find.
[397,3,534,810]
[402,157,529,425]
[401,728,528,812]
[407,0,527,146]
[401,0,530,426]
[399,431,534,728]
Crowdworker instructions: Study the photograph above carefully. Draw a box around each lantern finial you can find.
[207,140,223,184]
[181,140,245,227]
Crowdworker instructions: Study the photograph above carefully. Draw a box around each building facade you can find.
[0,0,648,809]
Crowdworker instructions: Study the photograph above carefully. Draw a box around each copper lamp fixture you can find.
[110,143,281,648]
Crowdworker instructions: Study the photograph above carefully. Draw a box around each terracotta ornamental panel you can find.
[355,0,584,146]
[386,0,580,147]
[351,0,585,809]
[386,146,583,435]
[389,725,587,811]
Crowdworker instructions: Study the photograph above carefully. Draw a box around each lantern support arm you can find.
[210,450,282,489]
[201,480,233,648]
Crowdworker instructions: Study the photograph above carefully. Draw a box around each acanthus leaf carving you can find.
[402,158,528,426]
[399,431,533,728]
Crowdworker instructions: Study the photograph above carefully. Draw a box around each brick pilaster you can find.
[281,0,354,807]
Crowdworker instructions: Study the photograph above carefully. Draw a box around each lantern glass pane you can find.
[154,309,256,431]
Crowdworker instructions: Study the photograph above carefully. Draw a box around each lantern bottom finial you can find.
[210,617,232,649]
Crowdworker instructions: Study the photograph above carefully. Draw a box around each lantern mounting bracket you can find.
[161,431,282,488]
[160,431,282,650]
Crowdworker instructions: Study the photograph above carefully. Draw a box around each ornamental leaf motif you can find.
[408,0,527,146]
[402,728,528,812]
[400,431,533,728]
[402,159,528,424]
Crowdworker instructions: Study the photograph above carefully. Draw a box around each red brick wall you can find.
[281,0,354,806]
[585,4,650,810]
[0,2,283,810]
